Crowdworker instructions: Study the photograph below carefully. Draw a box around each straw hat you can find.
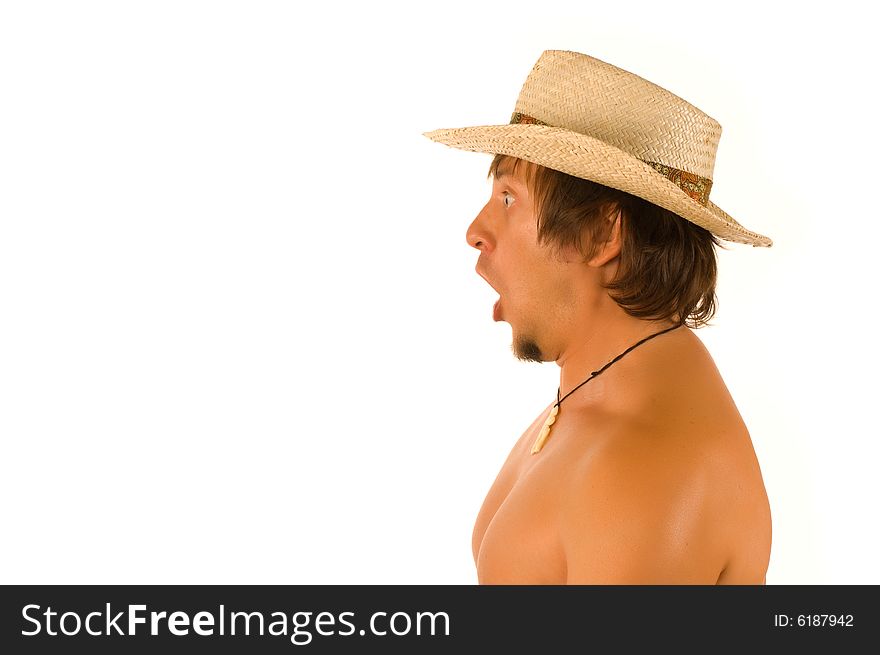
[423,50,772,248]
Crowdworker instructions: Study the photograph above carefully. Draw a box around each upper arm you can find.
[560,436,716,584]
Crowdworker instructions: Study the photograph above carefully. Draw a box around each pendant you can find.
[530,403,559,454]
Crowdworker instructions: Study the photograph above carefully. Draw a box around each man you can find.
[423,50,772,584]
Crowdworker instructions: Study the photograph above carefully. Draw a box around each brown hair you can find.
[487,154,727,329]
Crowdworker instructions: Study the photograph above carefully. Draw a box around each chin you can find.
[512,333,545,363]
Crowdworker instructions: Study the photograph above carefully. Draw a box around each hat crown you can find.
[514,50,722,180]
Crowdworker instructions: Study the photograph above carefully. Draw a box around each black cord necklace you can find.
[530,323,683,454]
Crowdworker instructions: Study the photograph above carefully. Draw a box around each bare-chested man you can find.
[424,50,773,584]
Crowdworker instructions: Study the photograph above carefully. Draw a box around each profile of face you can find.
[467,159,589,364]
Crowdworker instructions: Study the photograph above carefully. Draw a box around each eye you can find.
[502,192,515,208]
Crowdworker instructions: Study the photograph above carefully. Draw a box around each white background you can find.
[1,1,876,584]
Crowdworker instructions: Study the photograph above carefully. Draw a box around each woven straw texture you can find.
[424,50,772,248]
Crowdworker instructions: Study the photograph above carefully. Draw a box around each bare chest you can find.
[472,418,581,584]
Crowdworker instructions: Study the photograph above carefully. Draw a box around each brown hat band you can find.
[510,112,714,206]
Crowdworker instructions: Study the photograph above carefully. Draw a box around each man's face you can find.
[467,158,581,363]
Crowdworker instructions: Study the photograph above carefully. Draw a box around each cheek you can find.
[524,265,575,313]
[506,265,554,309]
[499,233,557,302]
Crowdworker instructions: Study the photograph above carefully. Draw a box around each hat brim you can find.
[423,124,772,248]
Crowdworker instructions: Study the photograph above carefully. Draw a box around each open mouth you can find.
[476,265,503,322]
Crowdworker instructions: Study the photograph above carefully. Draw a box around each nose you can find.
[466,202,494,252]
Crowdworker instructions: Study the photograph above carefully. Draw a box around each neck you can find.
[554,305,680,406]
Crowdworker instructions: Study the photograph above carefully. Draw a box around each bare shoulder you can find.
[559,420,722,583]
[559,330,771,584]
